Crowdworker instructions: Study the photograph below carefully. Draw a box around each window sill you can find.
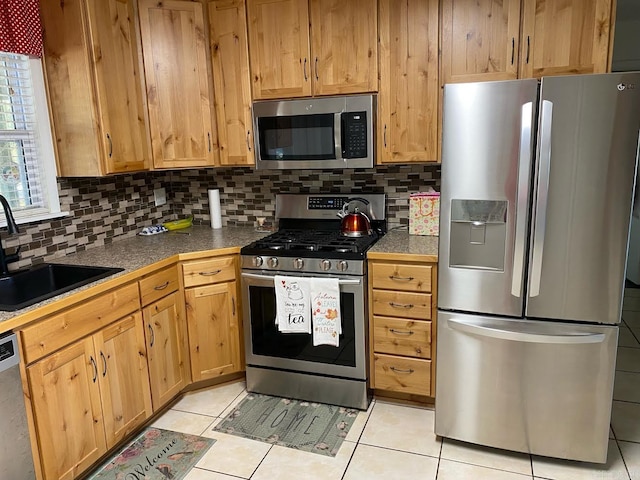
[0,211,70,228]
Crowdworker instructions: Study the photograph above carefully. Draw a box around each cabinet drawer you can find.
[371,263,432,292]
[373,316,431,359]
[139,265,179,307]
[373,353,431,395]
[372,290,431,320]
[182,256,236,287]
[21,283,141,364]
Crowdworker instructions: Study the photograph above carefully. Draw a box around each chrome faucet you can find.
[0,195,20,276]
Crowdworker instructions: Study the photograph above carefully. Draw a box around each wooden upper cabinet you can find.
[41,0,150,176]
[247,0,311,99]
[138,0,218,168]
[209,0,255,166]
[441,0,522,84]
[247,0,377,98]
[378,0,439,163]
[309,0,378,96]
[520,0,614,78]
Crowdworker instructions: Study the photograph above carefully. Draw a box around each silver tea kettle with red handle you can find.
[337,198,373,237]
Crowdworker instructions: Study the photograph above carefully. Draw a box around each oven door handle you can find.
[241,272,362,285]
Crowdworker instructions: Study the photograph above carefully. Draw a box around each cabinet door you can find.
[520,0,613,78]
[209,0,254,166]
[309,0,378,95]
[185,281,241,381]
[378,0,439,163]
[247,0,311,99]
[441,0,522,83]
[143,291,189,410]
[93,313,153,448]
[138,0,217,168]
[86,0,150,174]
[27,338,106,480]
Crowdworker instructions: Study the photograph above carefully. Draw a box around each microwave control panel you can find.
[341,111,368,159]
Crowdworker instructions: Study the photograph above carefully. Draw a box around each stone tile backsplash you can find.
[2,164,440,269]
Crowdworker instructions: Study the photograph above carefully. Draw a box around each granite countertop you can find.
[0,226,271,327]
[368,228,439,262]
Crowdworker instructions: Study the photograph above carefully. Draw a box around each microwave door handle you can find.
[335,113,342,161]
[511,102,533,298]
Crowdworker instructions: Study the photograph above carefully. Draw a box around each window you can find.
[0,51,64,226]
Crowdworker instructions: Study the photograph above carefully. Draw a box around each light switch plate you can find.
[154,188,167,206]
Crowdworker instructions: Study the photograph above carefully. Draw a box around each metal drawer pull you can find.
[389,275,414,281]
[389,329,414,336]
[154,281,170,290]
[390,367,414,374]
[90,356,98,383]
[389,302,414,309]
[199,270,222,276]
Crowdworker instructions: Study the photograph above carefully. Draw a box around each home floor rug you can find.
[213,393,359,456]
[88,427,215,480]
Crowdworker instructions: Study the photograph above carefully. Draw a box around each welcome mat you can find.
[213,393,359,456]
[88,427,215,480]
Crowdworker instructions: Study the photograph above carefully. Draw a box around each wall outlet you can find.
[154,188,167,206]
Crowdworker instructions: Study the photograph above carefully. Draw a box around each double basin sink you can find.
[0,263,124,311]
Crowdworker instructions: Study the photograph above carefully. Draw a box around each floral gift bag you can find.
[409,191,440,236]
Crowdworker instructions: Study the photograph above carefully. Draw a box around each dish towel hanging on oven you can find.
[310,277,342,347]
[274,275,312,333]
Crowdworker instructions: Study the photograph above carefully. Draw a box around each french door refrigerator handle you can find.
[511,102,534,298]
[448,318,605,344]
[530,100,554,297]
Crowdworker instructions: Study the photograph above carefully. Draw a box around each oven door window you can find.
[257,114,336,161]
[248,285,356,367]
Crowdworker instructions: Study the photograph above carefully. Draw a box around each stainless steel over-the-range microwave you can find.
[252,94,375,170]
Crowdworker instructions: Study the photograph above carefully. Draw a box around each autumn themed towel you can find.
[310,277,342,347]
[274,275,311,333]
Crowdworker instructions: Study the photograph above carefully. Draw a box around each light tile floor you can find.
[145,288,640,480]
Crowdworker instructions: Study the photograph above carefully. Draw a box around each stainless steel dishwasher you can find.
[0,333,35,479]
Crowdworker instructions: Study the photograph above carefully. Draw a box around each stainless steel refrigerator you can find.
[435,72,640,463]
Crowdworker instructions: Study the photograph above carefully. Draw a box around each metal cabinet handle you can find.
[106,134,113,158]
[90,356,98,383]
[390,366,414,374]
[383,124,387,148]
[246,131,251,151]
[389,302,413,309]
[208,132,212,152]
[511,37,515,65]
[303,57,308,81]
[100,351,107,377]
[199,270,222,276]
[389,329,414,336]
[154,281,169,291]
[315,57,319,81]
[232,297,236,316]
[511,102,533,298]
[148,324,155,347]
[389,275,414,282]
[526,36,530,64]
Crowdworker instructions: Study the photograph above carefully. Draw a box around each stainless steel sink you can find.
[0,263,124,311]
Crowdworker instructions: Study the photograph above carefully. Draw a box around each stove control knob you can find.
[267,257,279,268]
[321,260,332,271]
[337,260,348,272]
[293,258,305,269]
[253,256,264,267]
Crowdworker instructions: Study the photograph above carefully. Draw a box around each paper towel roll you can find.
[208,189,222,229]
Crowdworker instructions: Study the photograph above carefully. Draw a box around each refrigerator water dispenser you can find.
[449,199,507,271]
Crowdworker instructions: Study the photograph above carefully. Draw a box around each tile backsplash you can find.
[2,164,440,269]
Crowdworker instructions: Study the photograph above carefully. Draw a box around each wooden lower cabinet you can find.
[142,291,190,411]
[368,257,437,397]
[27,313,152,480]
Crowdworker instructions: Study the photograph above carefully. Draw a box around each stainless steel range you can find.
[240,193,386,410]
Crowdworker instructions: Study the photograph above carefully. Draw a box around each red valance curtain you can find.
[0,0,42,57]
